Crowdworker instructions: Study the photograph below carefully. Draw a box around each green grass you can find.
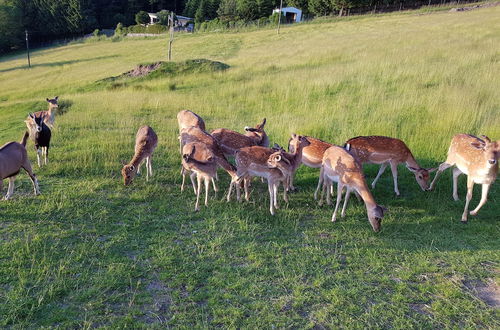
[0,5,499,328]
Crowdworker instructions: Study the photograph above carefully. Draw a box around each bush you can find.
[115,22,125,36]
[135,11,150,25]
[92,29,99,37]
[126,24,168,34]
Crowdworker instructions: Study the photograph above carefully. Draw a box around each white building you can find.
[272,7,303,23]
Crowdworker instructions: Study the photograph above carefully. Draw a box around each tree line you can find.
[0,0,474,54]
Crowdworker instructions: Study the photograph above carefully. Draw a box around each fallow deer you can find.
[177,110,206,152]
[321,145,387,232]
[288,136,334,199]
[230,146,291,215]
[211,118,269,157]
[0,133,40,200]
[180,126,238,183]
[345,136,436,196]
[429,134,499,222]
[25,96,59,129]
[122,126,158,185]
[275,134,311,191]
[26,113,51,167]
[182,142,218,211]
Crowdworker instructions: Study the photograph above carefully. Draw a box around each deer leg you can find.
[181,168,186,192]
[204,177,210,207]
[45,146,49,165]
[461,176,474,222]
[195,175,202,212]
[470,183,490,216]
[372,163,387,189]
[273,182,279,209]
[244,177,250,202]
[148,156,153,177]
[283,180,289,203]
[319,175,327,206]
[268,179,275,215]
[452,167,462,201]
[190,172,197,195]
[36,147,42,167]
[326,179,333,206]
[22,162,40,195]
[341,187,352,218]
[145,158,150,181]
[4,176,16,200]
[212,178,217,198]
[429,162,453,190]
[388,162,400,196]
[332,182,344,222]
[314,167,324,200]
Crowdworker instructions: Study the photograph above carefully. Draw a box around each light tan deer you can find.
[429,134,499,222]
[274,134,311,191]
[230,146,291,215]
[0,133,40,200]
[121,126,158,185]
[182,142,218,211]
[177,110,206,152]
[25,96,59,129]
[321,145,387,232]
[180,126,238,183]
[345,136,436,196]
[288,136,334,199]
[211,118,269,157]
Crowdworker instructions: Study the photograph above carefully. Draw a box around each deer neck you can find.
[129,153,144,167]
[355,180,377,209]
[289,144,305,166]
[405,154,420,169]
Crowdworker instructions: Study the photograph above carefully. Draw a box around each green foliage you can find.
[127,24,168,33]
[0,0,23,53]
[135,10,150,25]
[115,22,125,36]
[156,9,171,25]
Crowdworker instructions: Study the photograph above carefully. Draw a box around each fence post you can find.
[168,12,174,61]
[25,30,31,68]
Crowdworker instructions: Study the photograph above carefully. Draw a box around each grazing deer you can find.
[211,118,269,157]
[26,113,51,167]
[230,146,291,215]
[322,145,387,232]
[274,134,311,191]
[0,133,40,200]
[182,142,218,211]
[289,136,334,199]
[121,126,158,185]
[177,110,206,152]
[429,134,499,222]
[25,97,59,129]
[180,126,238,183]
[344,136,436,196]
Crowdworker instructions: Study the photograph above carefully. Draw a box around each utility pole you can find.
[168,12,174,61]
[277,0,283,35]
[25,30,31,68]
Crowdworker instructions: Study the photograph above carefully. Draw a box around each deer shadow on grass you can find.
[0,55,119,73]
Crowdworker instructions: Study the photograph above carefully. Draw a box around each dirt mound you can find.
[450,1,500,12]
[126,62,162,77]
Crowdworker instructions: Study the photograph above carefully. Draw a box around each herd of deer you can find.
[0,99,497,232]
[119,109,498,232]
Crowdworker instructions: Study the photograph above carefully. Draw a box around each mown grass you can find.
[0,5,499,328]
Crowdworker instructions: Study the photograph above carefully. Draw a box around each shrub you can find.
[135,11,150,25]
[115,22,125,36]
[92,29,99,37]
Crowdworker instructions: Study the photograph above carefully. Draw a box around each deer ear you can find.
[129,165,135,171]
[275,154,281,162]
[471,142,485,150]
[55,96,59,101]
[480,135,491,143]
[427,167,437,173]
[46,98,50,102]
[259,118,266,128]
[406,166,418,173]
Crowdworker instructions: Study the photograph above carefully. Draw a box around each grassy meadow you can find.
[0,5,499,328]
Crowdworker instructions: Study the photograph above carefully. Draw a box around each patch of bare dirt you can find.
[450,1,500,12]
[126,62,162,77]
[463,279,500,308]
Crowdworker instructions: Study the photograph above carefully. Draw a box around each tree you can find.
[135,10,150,24]
[217,0,237,21]
[0,0,23,53]
[156,9,171,25]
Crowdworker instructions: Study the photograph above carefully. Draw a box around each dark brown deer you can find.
[0,133,40,200]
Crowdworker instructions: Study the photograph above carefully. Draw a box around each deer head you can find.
[244,118,268,146]
[471,135,499,167]
[121,160,137,186]
[407,166,437,191]
[367,205,387,232]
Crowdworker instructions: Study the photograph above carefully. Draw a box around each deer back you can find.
[177,110,206,131]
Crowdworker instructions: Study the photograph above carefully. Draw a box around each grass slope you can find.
[0,6,499,328]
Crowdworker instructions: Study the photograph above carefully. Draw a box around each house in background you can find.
[272,7,303,23]
[147,13,159,25]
